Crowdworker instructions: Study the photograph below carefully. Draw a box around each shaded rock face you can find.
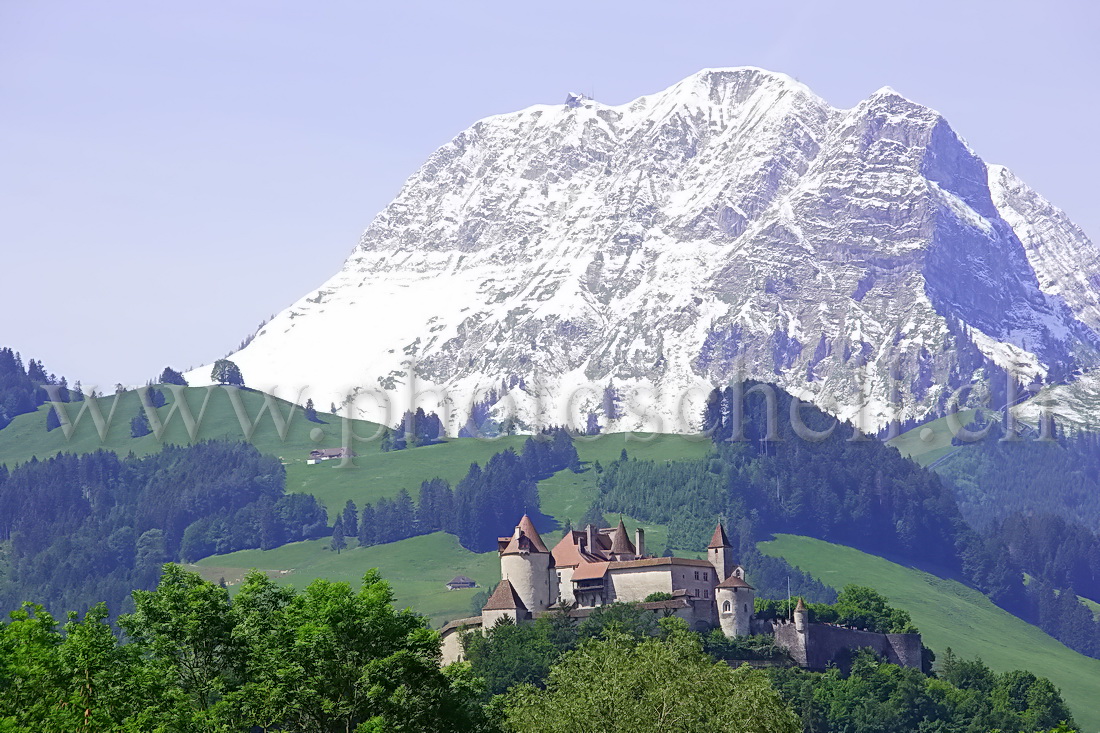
[190,68,1100,433]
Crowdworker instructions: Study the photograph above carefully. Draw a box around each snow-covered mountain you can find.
[188,68,1100,434]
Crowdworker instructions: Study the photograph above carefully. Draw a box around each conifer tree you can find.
[27,359,47,383]
[341,499,358,538]
[331,514,347,554]
[359,504,376,546]
[305,398,318,422]
[45,405,61,432]
[144,384,166,409]
[259,496,281,551]
[159,367,188,386]
[394,489,415,537]
[130,411,151,438]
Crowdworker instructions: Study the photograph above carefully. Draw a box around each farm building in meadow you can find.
[446,576,478,590]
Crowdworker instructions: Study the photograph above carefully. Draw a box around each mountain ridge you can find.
[187,67,1100,434]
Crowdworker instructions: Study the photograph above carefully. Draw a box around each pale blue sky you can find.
[1,1,1097,387]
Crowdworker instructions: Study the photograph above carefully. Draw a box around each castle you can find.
[440,515,923,670]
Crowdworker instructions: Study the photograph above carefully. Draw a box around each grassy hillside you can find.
[887,409,976,466]
[540,434,712,525]
[760,534,1100,731]
[0,387,381,468]
[191,532,500,625]
[0,387,711,520]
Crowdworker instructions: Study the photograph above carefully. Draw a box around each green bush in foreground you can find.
[0,564,492,732]
[503,620,800,733]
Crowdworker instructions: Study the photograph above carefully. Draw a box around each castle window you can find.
[722,600,731,612]
[704,572,709,581]
[694,571,700,580]
[704,589,709,598]
[744,604,748,613]
[694,588,700,597]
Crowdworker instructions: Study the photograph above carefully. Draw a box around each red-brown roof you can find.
[607,556,715,571]
[439,616,484,634]
[571,561,610,581]
[708,522,732,549]
[552,531,599,567]
[716,574,754,590]
[499,514,550,555]
[482,579,528,611]
[795,597,807,612]
[518,514,549,552]
[609,518,636,555]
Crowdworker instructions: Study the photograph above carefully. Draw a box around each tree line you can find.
[341,430,579,553]
[584,451,837,604]
[938,417,1100,533]
[0,347,77,431]
[0,441,328,618]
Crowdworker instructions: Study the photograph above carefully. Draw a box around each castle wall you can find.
[482,607,526,628]
[439,617,483,666]
[772,621,808,667]
[557,566,576,604]
[687,597,717,630]
[669,565,719,599]
[796,624,922,670]
[886,633,924,669]
[441,627,466,665]
[717,586,753,636]
[607,567,673,603]
[709,545,734,582]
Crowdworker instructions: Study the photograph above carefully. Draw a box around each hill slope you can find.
[0,387,709,518]
[760,533,1100,732]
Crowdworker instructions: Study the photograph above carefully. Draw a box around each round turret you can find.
[499,515,557,613]
[793,597,808,633]
[715,573,755,637]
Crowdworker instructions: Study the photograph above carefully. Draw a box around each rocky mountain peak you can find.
[188,68,1100,435]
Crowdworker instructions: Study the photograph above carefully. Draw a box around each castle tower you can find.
[498,514,556,613]
[707,522,735,581]
[608,518,636,560]
[716,573,755,637]
[481,579,528,627]
[793,597,808,633]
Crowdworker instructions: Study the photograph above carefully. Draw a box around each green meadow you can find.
[191,532,500,625]
[886,409,976,466]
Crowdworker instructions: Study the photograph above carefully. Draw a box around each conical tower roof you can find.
[518,514,549,552]
[708,522,732,549]
[794,597,807,612]
[609,518,636,555]
[500,514,550,555]
[716,574,754,590]
[482,579,527,611]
